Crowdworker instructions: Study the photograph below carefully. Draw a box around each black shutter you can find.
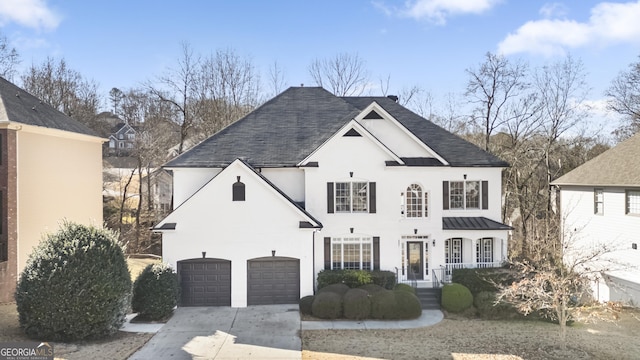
[482,181,488,210]
[369,182,376,213]
[324,237,331,270]
[373,236,380,270]
[443,181,449,210]
[327,182,334,213]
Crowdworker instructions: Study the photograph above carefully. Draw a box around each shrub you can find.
[441,283,474,313]
[394,290,422,319]
[317,269,372,289]
[394,283,415,294]
[370,289,398,319]
[299,295,314,315]
[371,271,396,289]
[311,292,342,319]
[452,268,513,296]
[317,283,349,296]
[132,263,179,321]
[474,291,525,320]
[359,283,385,294]
[15,222,131,341]
[343,288,371,320]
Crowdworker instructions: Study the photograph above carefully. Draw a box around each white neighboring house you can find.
[552,133,640,306]
[155,87,511,307]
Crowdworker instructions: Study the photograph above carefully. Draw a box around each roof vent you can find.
[387,95,398,102]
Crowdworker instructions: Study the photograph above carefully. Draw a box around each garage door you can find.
[178,258,231,306]
[247,257,300,305]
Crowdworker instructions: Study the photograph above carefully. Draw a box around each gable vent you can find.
[343,128,362,137]
[363,110,383,119]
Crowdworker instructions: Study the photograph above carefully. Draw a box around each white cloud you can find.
[0,0,60,30]
[386,0,502,25]
[498,1,640,56]
[539,2,568,18]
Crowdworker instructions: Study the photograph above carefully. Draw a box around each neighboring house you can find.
[552,133,640,305]
[154,87,510,307]
[108,122,137,156]
[0,77,104,303]
[141,168,173,217]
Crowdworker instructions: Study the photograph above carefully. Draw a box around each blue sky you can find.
[1,0,639,128]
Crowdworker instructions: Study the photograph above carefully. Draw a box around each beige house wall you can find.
[15,126,103,273]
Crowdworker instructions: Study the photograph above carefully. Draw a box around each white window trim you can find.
[449,180,482,210]
[404,184,429,219]
[331,236,372,270]
[626,189,640,215]
[594,188,604,215]
[334,181,368,213]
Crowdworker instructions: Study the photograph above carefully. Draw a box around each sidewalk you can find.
[301,309,444,330]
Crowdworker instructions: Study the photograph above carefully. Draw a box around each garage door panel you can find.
[247,257,300,305]
[178,259,231,306]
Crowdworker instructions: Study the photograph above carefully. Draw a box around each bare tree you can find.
[0,32,20,81]
[147,42,202,154]
[465,52,529,151]
[268,60,287,96]
[308,53,369,96]
[109,87,125,116]
[21,57,101,131]
[606,56,640,139]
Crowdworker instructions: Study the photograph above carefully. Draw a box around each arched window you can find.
[406,184,424,218]
[232,176,245,201]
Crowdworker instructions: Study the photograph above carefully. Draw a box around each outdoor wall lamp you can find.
[463,174,467,179]
[432,239,436,247]
[272,250,276,256]
[350,227,354,234]
[349,171,353,178]
[414,228,418,235]
[202,251,206,258]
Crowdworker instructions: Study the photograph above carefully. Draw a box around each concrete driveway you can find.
[128,305,301,360]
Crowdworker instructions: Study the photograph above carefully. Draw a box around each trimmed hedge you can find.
[317,283,350,296]
[394,290,422,319]
[370,289,398,319]
[359,284,386,294]
[299,295,314,316]
[317,269,396,290]
[15,222,131,341]
[394,283,416,294]
[132,263,179,321]
[343,288,371,320]
[452,267,513,296]
[311,292,343,319]
[441,283,473,313]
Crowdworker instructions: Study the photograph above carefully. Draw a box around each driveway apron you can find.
[128,304,301,360]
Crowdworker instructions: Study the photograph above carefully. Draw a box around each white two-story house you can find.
[552,133,640,305]
[154,87,510,307]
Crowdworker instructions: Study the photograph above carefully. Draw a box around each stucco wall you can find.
[16,128,103,273]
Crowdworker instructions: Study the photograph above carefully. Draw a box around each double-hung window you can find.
[328,181,376,213]
[594,188,604,215]
[444,180,487,210]
[626,190,640,215]
[331,236,372,270]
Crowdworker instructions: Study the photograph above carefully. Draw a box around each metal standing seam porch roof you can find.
[164,87,509,169]
[442,217,513,231]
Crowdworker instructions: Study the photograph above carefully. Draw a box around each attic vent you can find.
[343,128,362,137]
[363,110,383,119]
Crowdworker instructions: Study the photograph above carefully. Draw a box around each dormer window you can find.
[232,176,245,201]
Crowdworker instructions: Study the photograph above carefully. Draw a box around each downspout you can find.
[312,229,316,294]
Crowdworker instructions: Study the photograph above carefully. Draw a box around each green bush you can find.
[394,283,415,294]
[359,283,386,294]
[311,292,342,319]
[299,295,314,315]
[452,268,513,296]
[371,271,396,289]
[441,283,473,313]
[317,283,349,296]
[370,289,398,319]
[131,263,179,321]
[394,290,422,319]
[15,222,131,341]
[342,288,371,320]
[317,269,372,289]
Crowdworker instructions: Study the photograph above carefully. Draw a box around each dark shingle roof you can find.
[443,217,512,231]
[551,132,640,187]
[0,77,98,137]
[165,87,508,168]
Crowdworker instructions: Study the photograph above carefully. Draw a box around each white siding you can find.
[260,168,305,202]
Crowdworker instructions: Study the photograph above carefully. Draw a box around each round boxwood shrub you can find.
[15,222,131,341]
[311,291,342,319]
[359,283,385,294]
[394,283,416,294]
[132,263,179,321]
[441,283,474,313]
[317,283,349,296]
[343,288,371,320]
[370,289,398,319]
[299,295,315,316]
[394,290,422,319]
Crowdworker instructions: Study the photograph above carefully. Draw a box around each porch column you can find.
[471,238,477,266]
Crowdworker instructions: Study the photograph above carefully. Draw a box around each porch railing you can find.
[441,261,503,283]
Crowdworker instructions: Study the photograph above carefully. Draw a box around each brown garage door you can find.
[178,258,231,306]
[247,257,300,305]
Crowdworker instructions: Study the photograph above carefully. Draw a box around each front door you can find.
[407,242,423,280]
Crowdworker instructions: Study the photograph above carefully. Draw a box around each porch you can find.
[397,261,503,288]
